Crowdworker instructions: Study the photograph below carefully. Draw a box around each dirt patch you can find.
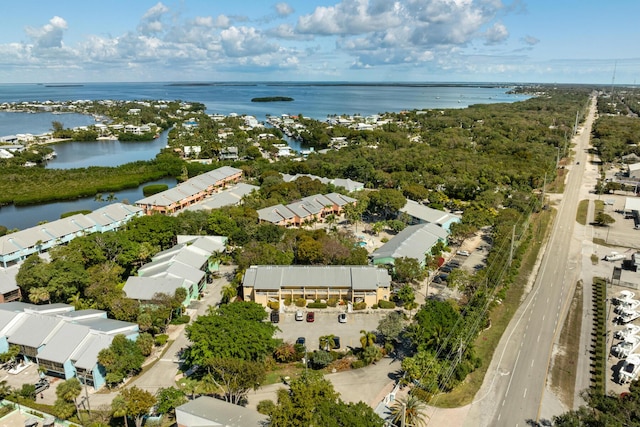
[550,280,583,407]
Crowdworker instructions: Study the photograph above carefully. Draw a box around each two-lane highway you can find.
[464,95,597,426]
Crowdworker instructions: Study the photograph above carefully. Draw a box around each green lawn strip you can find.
[432,209,555,407]
[576,199,589,225]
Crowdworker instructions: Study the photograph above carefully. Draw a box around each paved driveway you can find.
[275,309,392,351]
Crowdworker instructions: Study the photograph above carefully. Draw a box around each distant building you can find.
[370,223,449,267]
[0,203,143,268]
[257,193,356,227]
[242,265,391,308]
[398,199,461,232]
[135,166,242,215]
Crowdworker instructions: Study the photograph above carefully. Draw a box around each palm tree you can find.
[56,378,83,423]
[220,283,237,304]
[0,380,11,400]
[360,330,376,349]
[390,394,429,427]
[319,334,336,351]
[29,287,50,305]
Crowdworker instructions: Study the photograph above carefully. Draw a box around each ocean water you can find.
[0,82,527,123]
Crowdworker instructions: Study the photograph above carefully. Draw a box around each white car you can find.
[295,311,304,321]
[338,313,347,323]
[457,250,470,256]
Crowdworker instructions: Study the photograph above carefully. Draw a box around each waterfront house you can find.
[242,265,391,308]
[257,192,357,227]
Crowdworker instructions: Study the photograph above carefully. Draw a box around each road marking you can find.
[502,399,506,407]
[542,314,545,321]
[524,388,528,398]
[537,334,541,343]
[505,349,521,398]
[498,413,502,421]
[531,359,535,367]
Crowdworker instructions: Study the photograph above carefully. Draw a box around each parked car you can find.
[457,250,470,256]
[338,313,347,323]
[295,337,306,347]
[34,378,49,394]
[333,336,341,349]
[270,310,280,323]
[295,310,304,321]
[441,265,453,273]
[306,312,315,322]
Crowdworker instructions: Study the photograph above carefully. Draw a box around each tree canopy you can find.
[185,301,279,366]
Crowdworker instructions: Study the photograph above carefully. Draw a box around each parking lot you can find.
[273,308,392,352]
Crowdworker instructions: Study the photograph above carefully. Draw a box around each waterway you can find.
[0,131,174,230]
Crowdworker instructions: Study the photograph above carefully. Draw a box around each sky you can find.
[0,0,638,84]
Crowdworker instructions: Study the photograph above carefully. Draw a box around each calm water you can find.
[0,82,529,229]
[0,177,177,230]
[0,82,526,121]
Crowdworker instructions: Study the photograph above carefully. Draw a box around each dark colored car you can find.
[295,337,306,347]
[333,336,341,349]
[270,310,280,323]
[306,312,315,322]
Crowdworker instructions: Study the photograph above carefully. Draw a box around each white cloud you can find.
[275,2,294,17]
[220,26,278,57]
[484,22,508,45]
[214,15,232,29]
[521,35,539,46]
[142,2,169,20]
[194,16,214,28]
[25,16,68,49]
[138,2,170,35]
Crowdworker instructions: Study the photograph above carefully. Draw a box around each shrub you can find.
[20,384,36,400]
[378,300,396,309]
[372,304,378,309]
[381,237,389,243]
[327,298,338,307]
[307,302,328,309]
[154,334,169,346]
[353,302,367,310]
[257,400,276,415]
[351,359,366,369]
[268,301,280,310]
[143,184,169,197]
[294,298,307,307]
[284,297,292,306]
[170,314,191,325]
[311,350,333,369]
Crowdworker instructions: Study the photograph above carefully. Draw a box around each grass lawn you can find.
[576,199,589,225]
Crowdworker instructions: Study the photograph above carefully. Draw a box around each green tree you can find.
[394,257,426,284]
[97,334,145,387]
[310,350,333,369]
[377,311,405,345]
[359,330,376,349]
[155,387,187,419]
[135,332,154,357]
[367,189,406,219]
[185,302,278,366]
[114,386,157,427]
[269,372,383,427]
[395,284,416,307]
[594,212,615,226]
[390,394,429,427]
[53,378,82,422]
[201,357,266,405]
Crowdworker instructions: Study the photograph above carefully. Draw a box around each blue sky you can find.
[0,0,638,84]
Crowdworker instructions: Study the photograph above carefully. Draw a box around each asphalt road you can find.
[464,96,597,426]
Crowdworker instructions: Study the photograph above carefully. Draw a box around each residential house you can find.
[257,193,357,227]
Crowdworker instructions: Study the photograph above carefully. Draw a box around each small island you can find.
[251,96,294,102]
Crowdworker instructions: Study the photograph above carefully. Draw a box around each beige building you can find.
[242,265,391,308]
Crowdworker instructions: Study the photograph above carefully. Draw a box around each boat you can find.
[616,299,640,314]
[619,353,640,384]
[615,324,640,340]
[612,335,640,358]
[614,290,635,305]
[615,309,640,324]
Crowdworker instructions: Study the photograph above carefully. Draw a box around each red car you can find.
[306,312,315,322]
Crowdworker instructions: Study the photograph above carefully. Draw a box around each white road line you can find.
[524,388,528,398]
[537,334,541,343]
[531,359,535,367]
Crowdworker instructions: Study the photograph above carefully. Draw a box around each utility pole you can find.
[509,224,516,267]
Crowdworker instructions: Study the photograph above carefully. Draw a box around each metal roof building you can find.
[399,199,461,231]
[242,265,391,308]
[370,223,449,267]
[176,395,268,427]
